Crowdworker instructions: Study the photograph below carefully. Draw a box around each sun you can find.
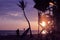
[40,21,46,27]
[39,14,54,35]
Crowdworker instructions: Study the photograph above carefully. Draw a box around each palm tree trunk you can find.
[23,10,32,37]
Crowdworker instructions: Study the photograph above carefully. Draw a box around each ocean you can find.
[0,30,38,36]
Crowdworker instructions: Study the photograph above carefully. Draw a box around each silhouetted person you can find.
[16,29,19,36]
[16,29,20,40]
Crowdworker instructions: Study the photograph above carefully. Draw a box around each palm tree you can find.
[17,0,32,37]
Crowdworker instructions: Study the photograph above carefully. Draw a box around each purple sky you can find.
[0,0,38,30]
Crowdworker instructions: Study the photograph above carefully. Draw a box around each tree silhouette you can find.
[33,0,57,39]
[33,0,51,11]
[54,0,60,31]
[17,0,32,37]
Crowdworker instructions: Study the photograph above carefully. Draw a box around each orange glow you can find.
[39,14,54,34]
[48,21,50,24]
[41,30,48,35]
[49,2,55,6]
[40,21,46,27]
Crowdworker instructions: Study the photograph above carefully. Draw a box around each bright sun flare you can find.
[40,21,46,27]
[41,30,48,35]
[39,14,54,35]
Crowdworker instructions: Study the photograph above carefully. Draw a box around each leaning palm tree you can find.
[17,0,32,37]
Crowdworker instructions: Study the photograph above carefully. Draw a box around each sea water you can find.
[0,30,38,36]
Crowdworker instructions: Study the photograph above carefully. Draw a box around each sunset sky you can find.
[0,0,38,30]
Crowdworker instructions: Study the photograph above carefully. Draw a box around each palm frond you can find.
[17,4,22,8]
[18,0,26,10]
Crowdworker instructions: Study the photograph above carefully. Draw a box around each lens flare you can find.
[39,14,54,35]
[40,21,46,27]
[41,30,48,35]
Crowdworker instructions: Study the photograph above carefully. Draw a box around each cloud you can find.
[0,0,38,30]
[9,13,19,16]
